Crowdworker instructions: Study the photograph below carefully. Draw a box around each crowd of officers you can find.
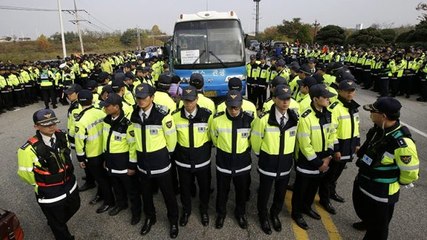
[16,48,419,240]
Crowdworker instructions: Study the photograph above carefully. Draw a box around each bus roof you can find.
[177,11,239,23]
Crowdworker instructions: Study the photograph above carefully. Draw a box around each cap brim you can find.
[324,92,336,98]
[182,96,197,101]
[363,104,376,112]
[64,89,75,95]
[38,118,60,126]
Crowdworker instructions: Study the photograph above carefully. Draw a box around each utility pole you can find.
[73,0,84,55]
[313,19,320,43]
[137,27,141,50]
[254,0,261,37]
[57,0,67,58]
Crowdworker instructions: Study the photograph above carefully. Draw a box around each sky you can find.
[0,0,422,39]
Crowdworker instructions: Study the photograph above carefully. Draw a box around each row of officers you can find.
[17,71,419,240]
[0,51,166,113]
[264,44,427,102]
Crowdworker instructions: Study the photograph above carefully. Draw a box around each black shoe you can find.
[52,104,58,109]
[215,215,225,229]
[108,205,128,216]
[259,218,272,235]
[131,214,141,225]
[79,182,96,192]
[179,212,190,226]
[96,204,111,214]
[201,213,209,226]
[405,94,410,99]
[292,214,309,230]
[235,215,248,229]
[330,193,345,203]
[140,217,156,235]
[304,208,321,220]
[170,224,179,239]
[270,214,282,232]
[352,221,367,231]
[89,195,103,205]
[417,97,427,102]
[320,202,336,215]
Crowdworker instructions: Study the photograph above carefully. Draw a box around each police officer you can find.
[211,90,254,230]
[172,86,213,227]
[246,54,259,104]
[101,93,142,222]
[39,63,57,109]
[17,109,80,240]
[74,90,114,213]
[262,76,300,114]
[129,83,179,238]
[318,80,361,215]
[216,77,257,118]
[189,73,216,114]
[111,77,134,119]
[251,85,299,235]
[291,84,337,230]
[353,97,419,240]
[154,74,176,114]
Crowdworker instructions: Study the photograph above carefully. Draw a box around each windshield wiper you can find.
[191,49,206,69]
[208,51,226,68]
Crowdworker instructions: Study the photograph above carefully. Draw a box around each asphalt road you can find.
[0,88,426,240]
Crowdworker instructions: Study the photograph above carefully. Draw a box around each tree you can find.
[380,29,396,44]
[277,18,313,43]
[50,31,78,43]
[150,25,163,35]
[346,27,385,47]
[36,34,51,51]
[120,28,138,46]
[258,26,283,41]
[315,25,346,45]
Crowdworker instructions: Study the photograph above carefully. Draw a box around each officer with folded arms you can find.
[17,109,80,240]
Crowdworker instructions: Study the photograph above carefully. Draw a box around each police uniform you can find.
[74,90,114,212]
[353,97,419,240]
[17,109,80,240]
[172,86,213,227]
[39,65,57,109]
[291,84,337,230]
[251,85,299,234]
[101,93,141,219]
[211,90,254,230]
[319,80,361,212]
[129,83,179,238]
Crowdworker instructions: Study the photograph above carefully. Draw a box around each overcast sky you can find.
[0,0,421,39]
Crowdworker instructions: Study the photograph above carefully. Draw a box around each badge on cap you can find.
[400,155,412,164]
[138,86,144,91]
[44,113,52,119]
[185,89,192,93]
[230,94,237,99]
[283,88,289,92]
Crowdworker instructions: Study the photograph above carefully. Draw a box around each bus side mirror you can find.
[244,34,250,48]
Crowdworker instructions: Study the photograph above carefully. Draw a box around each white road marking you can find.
[401,121,427,139]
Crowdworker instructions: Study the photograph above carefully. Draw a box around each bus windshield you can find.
[173,19,244,68]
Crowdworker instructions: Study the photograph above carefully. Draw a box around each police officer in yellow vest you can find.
[39,63,58,109]
[100,93,142,223]
[318,80,361,215]
[172,86,213,227]
[353,97,419,240]
[291,84,337,230]
[17,109,80,240]
[129,83,179,238]
[211,90,254,230]
[74,90,114,213]
[189,73,216,114]
[251,84,299,235]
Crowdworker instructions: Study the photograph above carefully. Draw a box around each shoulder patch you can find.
[214,111,225,118]
[397,138,407,147]
[74,112,83,121]
[165,120,173,129]
[329,101,339,109]
[75,126,80,133]
[129,130,135,137]
[20,142,30,150]
[171,108,180,115]
[28,136,39,145]
[200,107,212,115]
[301,109,312,118]
[243,110,255,119]
[400,155,412,164]
[258,111,267,118]
[155,104,168,115]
